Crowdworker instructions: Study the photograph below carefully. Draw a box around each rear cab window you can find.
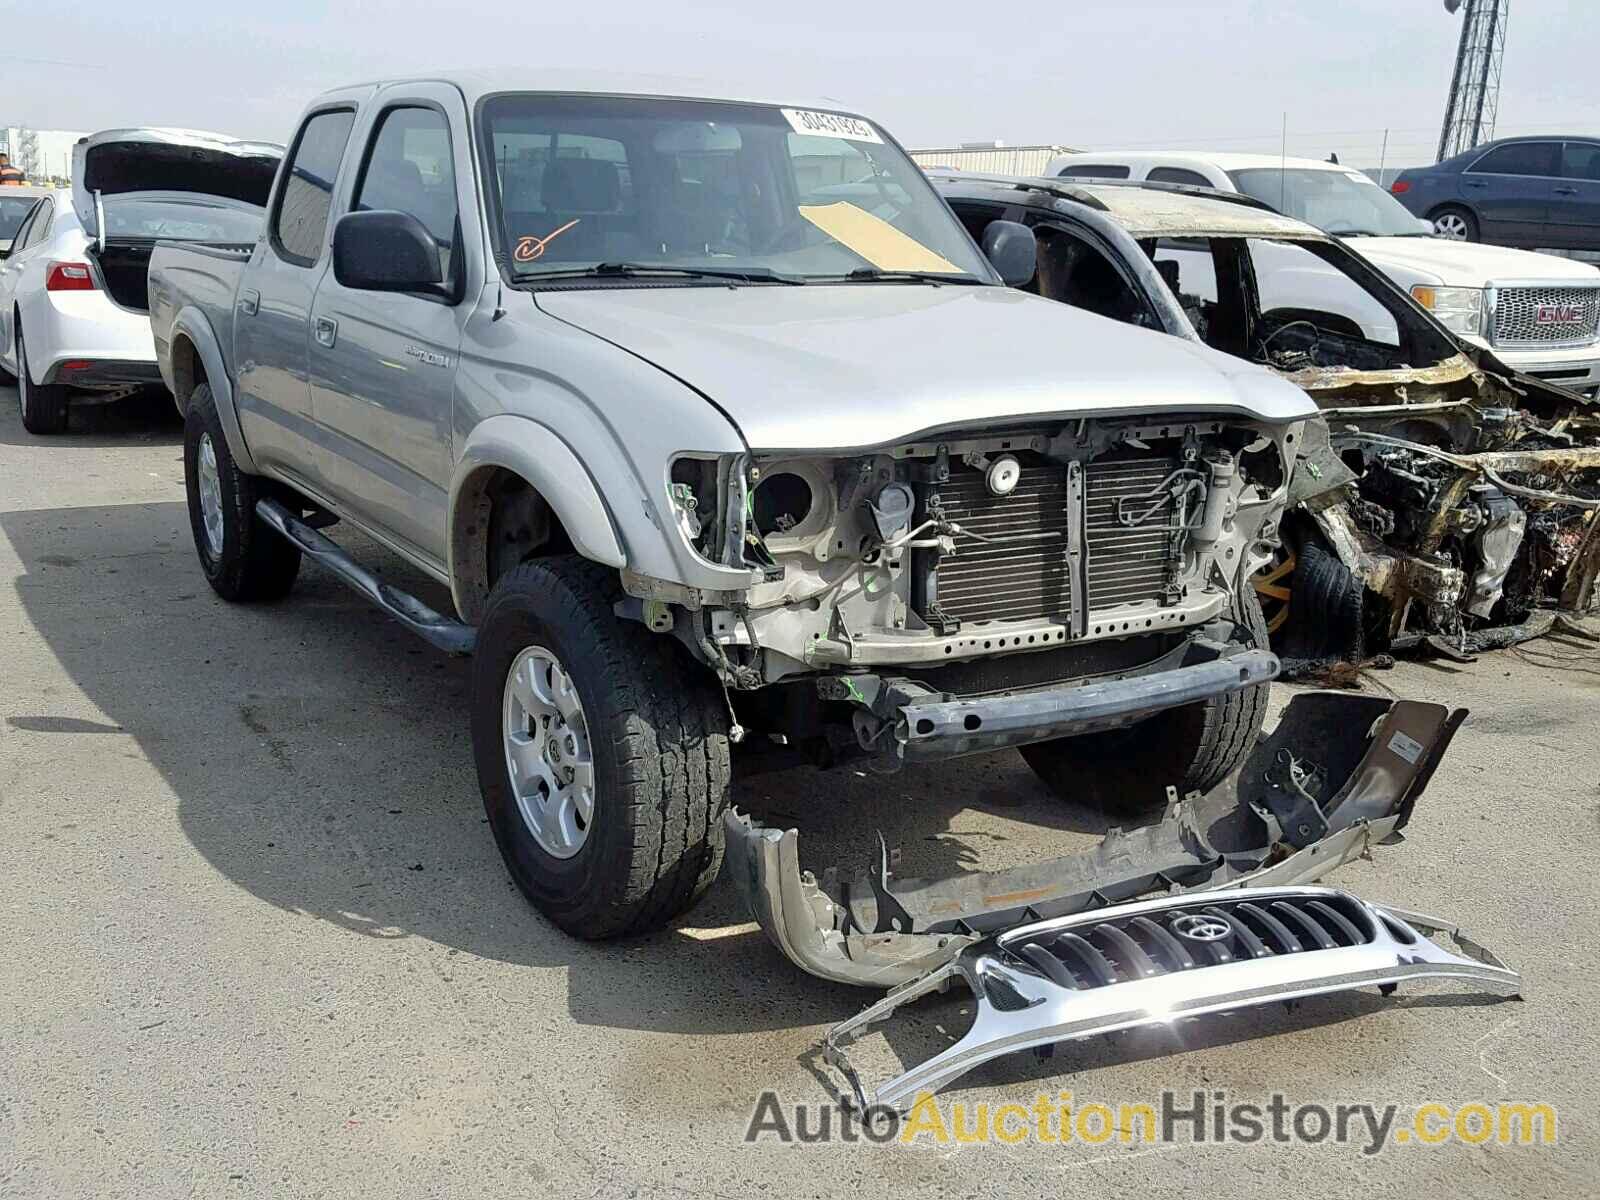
[273,107,358,264]
[1056,163,1131,180]
[1147,167,1214,188]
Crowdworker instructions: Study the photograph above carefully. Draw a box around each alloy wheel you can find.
[196,434,225,557]
[501,645,595,859]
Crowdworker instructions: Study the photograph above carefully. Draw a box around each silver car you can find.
[149,72,1316,950]
[0,130,278,433]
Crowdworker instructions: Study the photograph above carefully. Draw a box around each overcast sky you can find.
[2,0,1594,166]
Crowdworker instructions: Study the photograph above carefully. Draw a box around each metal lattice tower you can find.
[14,127,41,179]
[1437,0,1510,162]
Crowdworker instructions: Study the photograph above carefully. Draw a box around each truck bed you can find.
[148,240,253,403]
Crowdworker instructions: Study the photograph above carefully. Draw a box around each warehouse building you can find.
[908,141,1078,175]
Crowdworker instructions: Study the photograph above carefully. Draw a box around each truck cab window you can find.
[275,108,356,263]
[1056,164,1130,180]
[355,107,459,280]
[1147,167,1213,188]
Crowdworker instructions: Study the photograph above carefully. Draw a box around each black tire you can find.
[183,384,301,602]
[471,556,731,939]
[1282,536,1364,662]
[1020,588,1272,811]
[1429,204,1479,242]
[16,327,68,435]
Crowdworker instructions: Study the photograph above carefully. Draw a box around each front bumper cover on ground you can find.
[725,691,1467,988]
[820,886,1520,1112]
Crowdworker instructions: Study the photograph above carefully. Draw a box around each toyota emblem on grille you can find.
[1171,913,1233,943]
[1535,304,1586,326]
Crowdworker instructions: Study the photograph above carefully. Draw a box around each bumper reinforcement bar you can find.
[894,647,1280,760]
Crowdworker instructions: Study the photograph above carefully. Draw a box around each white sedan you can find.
[0,129,279,434]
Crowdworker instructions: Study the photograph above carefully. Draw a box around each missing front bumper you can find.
[724,691,1467,989]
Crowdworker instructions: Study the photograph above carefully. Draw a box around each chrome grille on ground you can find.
[1492,284,1600,346]
[1084,456,1179,610]
[926,463,1071,625]
[999,891,1376,991]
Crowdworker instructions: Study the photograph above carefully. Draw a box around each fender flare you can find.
[169,307,258,474]
[449,415,627,614]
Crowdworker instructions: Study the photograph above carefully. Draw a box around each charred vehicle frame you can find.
[933,172,1600,665]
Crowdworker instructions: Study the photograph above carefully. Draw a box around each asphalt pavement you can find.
[1,388,1595,1198]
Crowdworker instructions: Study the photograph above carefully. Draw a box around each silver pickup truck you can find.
[148,71,1316,945]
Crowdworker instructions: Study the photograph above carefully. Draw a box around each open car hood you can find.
[71,128,283,231]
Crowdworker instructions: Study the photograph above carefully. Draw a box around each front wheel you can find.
[1020,589,1272,811]
[183,384,301,602]
[470,556,731,939]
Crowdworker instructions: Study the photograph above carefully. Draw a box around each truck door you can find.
[307,87,474,570]
[1459,140,1560,246]
[234,106,357,486]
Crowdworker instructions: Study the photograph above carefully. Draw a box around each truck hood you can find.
[534,285,1314,450]
[71,128,283,230]
[1349,235,1600,288]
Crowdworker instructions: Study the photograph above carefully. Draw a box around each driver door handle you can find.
[313,316,338,348]
[1554,186,1580,196]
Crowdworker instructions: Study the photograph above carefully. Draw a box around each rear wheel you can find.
[1430,205,1478,242]
[1020,589,1272,811]
[471,555,731,939]
[16,328,68,435]
[183,384,301,602]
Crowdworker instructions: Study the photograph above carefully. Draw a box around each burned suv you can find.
[150,74,1312,943]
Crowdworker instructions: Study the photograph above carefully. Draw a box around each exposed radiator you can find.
[920,455,1181,628]
[924,463,1071,625]
[1084,456,1179,611]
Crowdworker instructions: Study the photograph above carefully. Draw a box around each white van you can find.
[1045,151,1600,396]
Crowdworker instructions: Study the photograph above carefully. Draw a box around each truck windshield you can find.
[102,196,264,242]
[479,94,994,283]
[1228,169,1428,238]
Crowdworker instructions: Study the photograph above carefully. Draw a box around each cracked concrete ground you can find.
[1,388,1595,1198]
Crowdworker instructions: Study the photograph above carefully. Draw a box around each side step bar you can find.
[255,498,476,655]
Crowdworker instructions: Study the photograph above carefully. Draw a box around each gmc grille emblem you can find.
[1535,304,1587,326]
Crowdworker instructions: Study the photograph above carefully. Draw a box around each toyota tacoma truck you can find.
[149,72,1318,946]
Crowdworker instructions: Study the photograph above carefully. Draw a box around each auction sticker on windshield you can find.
[781,109,883,143]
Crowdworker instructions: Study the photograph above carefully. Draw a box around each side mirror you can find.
[980,219,1037,287]
[1417,218,1437,236]
[333,210,444,292]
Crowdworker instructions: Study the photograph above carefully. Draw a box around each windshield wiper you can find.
[830,267,989,285]
[520,262,806,284]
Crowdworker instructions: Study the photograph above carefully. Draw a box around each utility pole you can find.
[1437,0,1510,162]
